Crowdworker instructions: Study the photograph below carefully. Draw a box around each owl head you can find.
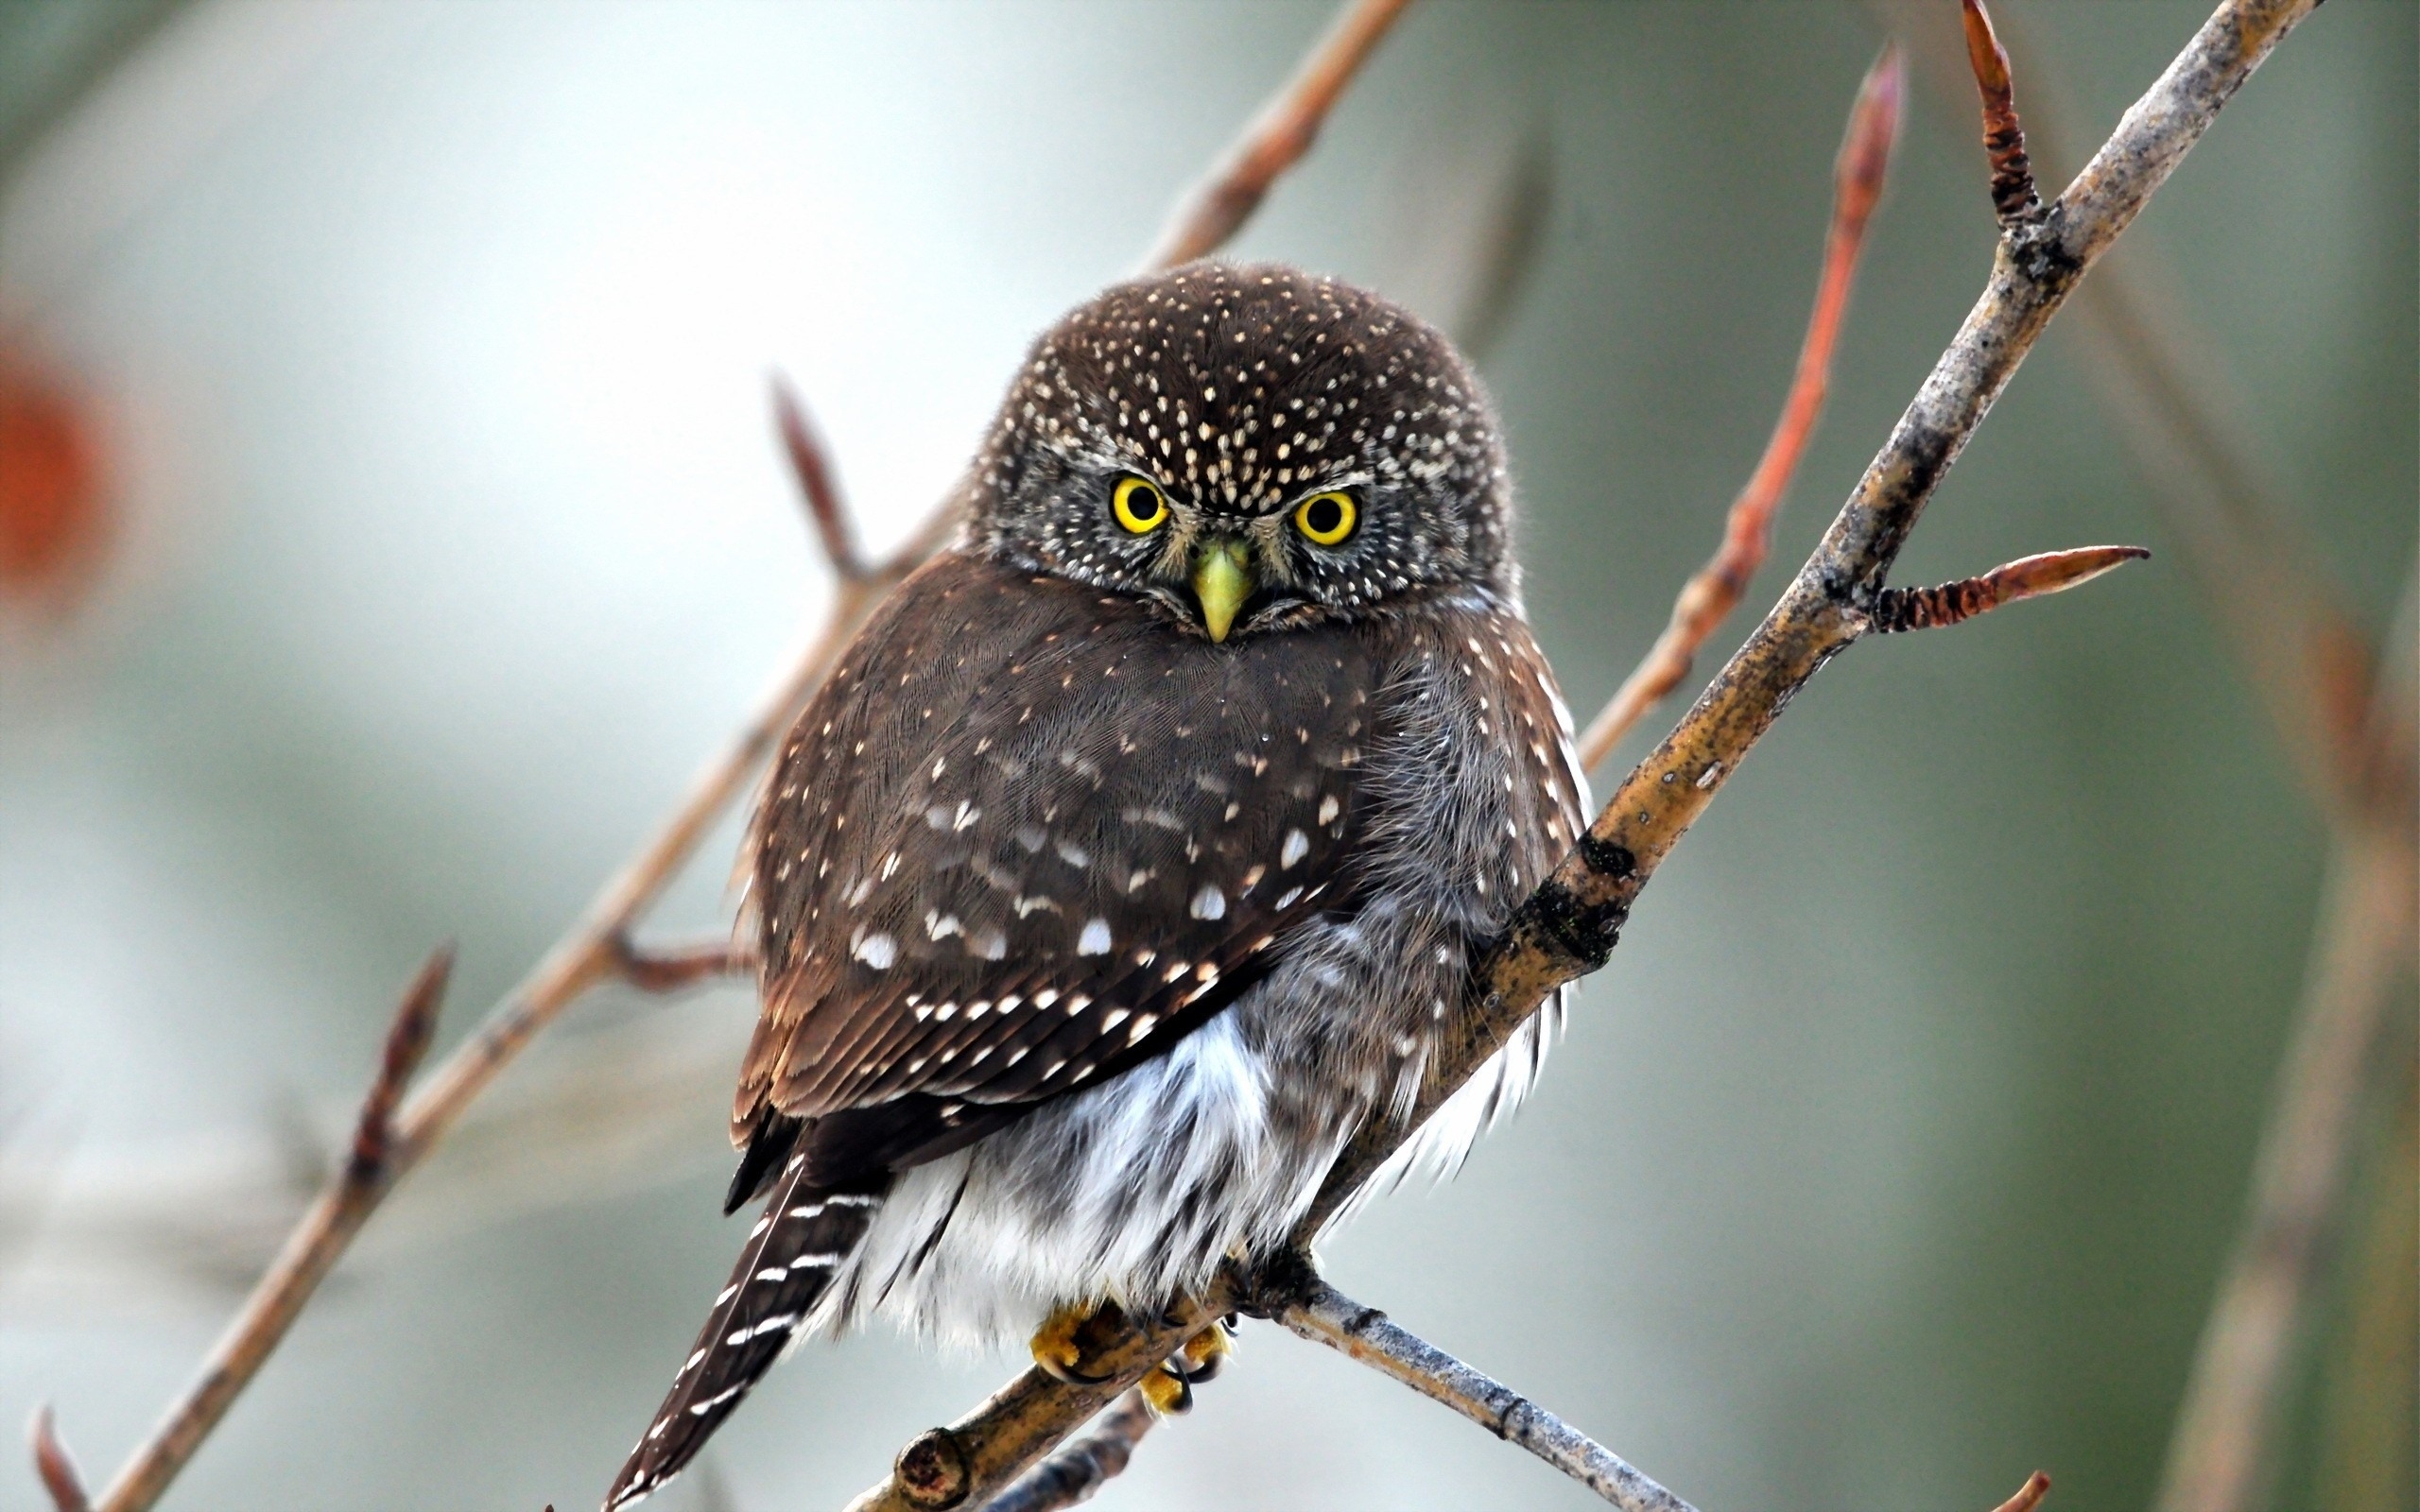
[969,263,1513,643]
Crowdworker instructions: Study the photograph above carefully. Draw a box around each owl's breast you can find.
[741,550,1393,1147]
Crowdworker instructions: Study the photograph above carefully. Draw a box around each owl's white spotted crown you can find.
[972,263,1515,614]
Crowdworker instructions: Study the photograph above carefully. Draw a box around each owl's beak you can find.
[1190,538,1253,644]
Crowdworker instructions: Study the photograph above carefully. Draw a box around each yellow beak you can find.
[1190,538,1253,644]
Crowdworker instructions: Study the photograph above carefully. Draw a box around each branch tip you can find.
[1962,0,2044,226]
[771,373,868,581]
[29,1406,91,1512]
[1991,1469,2053,1512]
[607,931,753,992]
[348,943,453,1183]
[1869,544,2149,634]
[1838,43,1906,217]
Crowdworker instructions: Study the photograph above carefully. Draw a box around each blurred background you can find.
[0,3,2411,1509]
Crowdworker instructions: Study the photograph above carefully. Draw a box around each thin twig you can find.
[977,1392,1157,1512]
[1962,0,2043,226]
[1139,0,1413,271]
[28,1405,90,1512]
[846,3,2322,1505]
[84,947,454,1512]
[1576,45,1902,772]
[1865,545,2150,633]
[1278,1276,1694,1512]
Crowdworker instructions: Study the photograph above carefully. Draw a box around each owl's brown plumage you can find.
[608,266,1584,1510]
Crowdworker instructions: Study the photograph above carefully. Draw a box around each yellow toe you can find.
[1029,1299,1118,1384]
[1139,1363,1194,1417]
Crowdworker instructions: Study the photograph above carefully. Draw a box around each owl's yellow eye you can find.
[1293,490,1357,545]
[1113,476,1169,534]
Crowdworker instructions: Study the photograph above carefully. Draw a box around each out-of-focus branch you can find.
[1140,0,1412,270]
[29,1405,90,1512]
[1992,1470,2054,1512]
[1870,7,2410,1505]
[977,1392,1156,1512]
[851,4,2308,1506]
[2156,567,2417,1512]
[1276,1274,1695,1512]
[53,378,941,1512]
[608,933,755,993]
[774,375,868,581]
[1577,45,1902,772]
[61,947,454,1512]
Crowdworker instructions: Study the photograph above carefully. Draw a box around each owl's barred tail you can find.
[604,1161,888,1510]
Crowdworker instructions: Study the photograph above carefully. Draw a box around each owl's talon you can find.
[1139,1363,1195,1416]
[1029,1300,1119,1385]
[1178,1318,1233,1384]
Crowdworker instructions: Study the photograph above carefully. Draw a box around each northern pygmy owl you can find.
[608,263,1587,1508]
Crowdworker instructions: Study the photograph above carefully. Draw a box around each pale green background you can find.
[1,3,2411,1509]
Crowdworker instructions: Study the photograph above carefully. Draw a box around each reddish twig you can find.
[607,932,755,993]
[1992,1470,2054,1512]
[28,1406,90,1512]
[1576,45,1902,772]
[1963,0,2043,226]
[1140,0,1413,271]
[1866,544,2150,633]
[773,373,868,581]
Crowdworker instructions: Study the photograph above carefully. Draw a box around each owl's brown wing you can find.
[740,550,1381,1183]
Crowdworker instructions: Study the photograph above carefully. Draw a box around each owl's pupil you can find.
[1305,497,1342,536]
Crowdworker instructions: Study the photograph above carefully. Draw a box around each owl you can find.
[606,263,1588,1509]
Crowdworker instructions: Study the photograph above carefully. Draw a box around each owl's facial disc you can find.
[971,263,1515,627]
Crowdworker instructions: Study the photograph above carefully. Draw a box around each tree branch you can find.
[1276,1275,1694,1512]
[2155,568,2417,1512]
[1577,43,1902,772]
[846,2,2319,1506]
[976,1392,1157,1512]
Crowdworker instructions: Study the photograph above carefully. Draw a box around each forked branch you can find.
[847,1,2315,1506]
[24,5,1418,1511]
